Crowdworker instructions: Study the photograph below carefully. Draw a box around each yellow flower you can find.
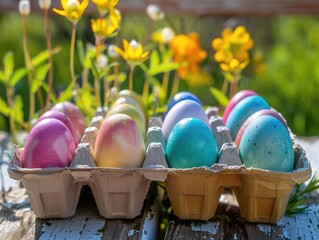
[92,0,118,14]
[114,39,149,67]
[53,0,89,23]
[170,33,207,78]
[151,27,175,44]
[91,16,120,38]
[212,26,253,73]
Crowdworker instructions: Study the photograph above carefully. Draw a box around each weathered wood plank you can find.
[1,0,319,15]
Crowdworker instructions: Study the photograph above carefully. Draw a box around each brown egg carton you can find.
[8,107,151,219]
[142,109,312,223]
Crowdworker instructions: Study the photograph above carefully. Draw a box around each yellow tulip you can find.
[114,39,149,67]
[212,26,253,73]
[53,0,89,23]
[91,16,120,39]
[92,0,118,14]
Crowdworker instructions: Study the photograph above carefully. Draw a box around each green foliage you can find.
[286,175,319,215]
[246,17,319,136]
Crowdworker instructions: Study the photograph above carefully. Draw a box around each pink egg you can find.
[223,90,257,124]
[52,102,87,142]
[95,114,145,168]
[38,110,79,145]
[162,99,209,141]
[235,109,288,146]
[23,118,76,168]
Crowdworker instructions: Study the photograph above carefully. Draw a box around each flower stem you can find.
[222,78,229,95]
[94,78,101,107]
[44,8,53,111]
[114,60,120,90]
[6,87,17,144]
[70,22,77,85]
[104,74,109,107]
[22,15,34,123]
[129,65,135,90]
[170,71,180,99]
[230,73,238,98]
[142,76,150,102]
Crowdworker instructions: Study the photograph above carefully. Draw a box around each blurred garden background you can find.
[1,2,319,137]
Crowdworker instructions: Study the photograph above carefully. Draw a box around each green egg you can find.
[166,118,218,168]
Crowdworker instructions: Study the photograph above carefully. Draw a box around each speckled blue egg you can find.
[166,118,218,169]
[225,95,270,140]
[166,91,202,114]
[162,99,210,141]
[239,115,294,172]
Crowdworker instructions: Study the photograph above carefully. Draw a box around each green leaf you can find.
[31,47,61,67]
[13,95,24,125]
[106,72,127,83]
[42,82,58,104]
[148,62,179,76]
[223,72,235,83]
[210,87,229,107]
[9,68,29,87]
[0,71,6,83]
[57,82,74,102]
[0,97,10,116]
[4,51,14,80]
[149,50,160,69]
[31,64,50,93]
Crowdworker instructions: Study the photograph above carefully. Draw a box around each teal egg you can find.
[239,115,294,172]
[225,95,270,140]
[166,118,218,168]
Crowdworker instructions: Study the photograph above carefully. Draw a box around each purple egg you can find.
[166,91,202,115]
[23,118,76,168]
[162,99,209,141]
[38,110,79,145]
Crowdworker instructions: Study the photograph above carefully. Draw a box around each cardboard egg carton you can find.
[8,107,151,219]
[142,109,312,223]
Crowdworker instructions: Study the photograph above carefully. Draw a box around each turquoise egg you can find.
[225,95,270,140]
[239,115,294,172]
[166,118,218,168]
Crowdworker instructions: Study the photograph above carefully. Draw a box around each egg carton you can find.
[8,107,151,219]
[142,109,312,223]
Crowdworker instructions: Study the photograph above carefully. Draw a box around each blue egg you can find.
[239,115,294,172]
[162,99,210,141]
[166,118,218,168]
[226,95,270,140]
[166,91,202,114]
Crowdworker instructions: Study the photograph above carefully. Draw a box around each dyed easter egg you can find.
[235,109,288,146]
[223,90,257,124]
[166,118,218,168]
[118,90,146,114]
[239,115,294,172]
[113,97,146,124]
[107,103,146,138]
[38,110,79,145]
[166,91,202,114]
[225,95,270,141]
[95,114,145,168]
[52,101,87,142]
[162,99,210,141]
[23,118,76,168]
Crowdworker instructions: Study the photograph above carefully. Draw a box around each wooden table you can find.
[1,131,319,240]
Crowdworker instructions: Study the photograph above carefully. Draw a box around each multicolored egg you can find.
[95,114,145,168]
[239,114,294,172]
[225,95,270,140]
[223,90,257,124]
[162,99,209,141]
[166,118,218,168]
[52,101,87,142]
[23,118,76,168]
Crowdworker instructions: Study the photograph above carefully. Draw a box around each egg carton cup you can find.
[8,107,151,219]
[142,111,312,223]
